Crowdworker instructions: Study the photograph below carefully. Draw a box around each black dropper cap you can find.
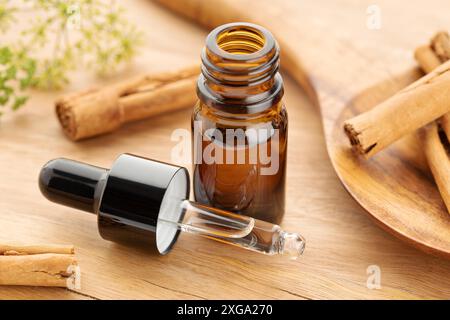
[39,154,190,254]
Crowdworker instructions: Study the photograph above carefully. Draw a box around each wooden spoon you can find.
[156,0,450,258]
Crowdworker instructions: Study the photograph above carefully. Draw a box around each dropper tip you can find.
[280,232,306,260]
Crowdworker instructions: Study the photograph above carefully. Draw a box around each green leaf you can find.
[23,58,37,73]
[5,65,16,79]
[0,47,12,64]
[1,85,13,96]
[0,93,9,105]
[20,77,31,90]
[12,95,28,110]
[0,0,142,117]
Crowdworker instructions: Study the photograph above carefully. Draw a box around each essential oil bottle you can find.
[192,22,287,224]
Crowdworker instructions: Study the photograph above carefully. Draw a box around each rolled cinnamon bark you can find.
[414,45,442,73]
[431,31,450,62]
[414,31,450,140]
[0,243,74,255]
[0,243,77,287]
[428,31,450,140]
[415,31,450,214]
[421,123,450,213]
[0,253,77,287]
[55,65,199,141]
[415,32,450,140]
[343,59,450,157]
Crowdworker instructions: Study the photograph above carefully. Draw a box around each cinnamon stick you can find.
[343,59,450,157]
[0,243,74,255]
[56,65,199,141]
[421,123,450,213]
[0,243,77,287]
[414,45,442,73]
[415,32,450,140]
[415,31,450,214]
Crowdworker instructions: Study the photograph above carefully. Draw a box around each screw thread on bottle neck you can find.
[198,22,283,114]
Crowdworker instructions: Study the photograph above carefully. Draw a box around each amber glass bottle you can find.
[192,22,287,224]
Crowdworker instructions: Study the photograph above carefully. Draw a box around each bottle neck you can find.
[197,22,284,115]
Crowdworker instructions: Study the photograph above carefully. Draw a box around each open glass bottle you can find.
[193,22,287,224]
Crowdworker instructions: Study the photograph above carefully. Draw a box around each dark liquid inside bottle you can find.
[193,103,287,224]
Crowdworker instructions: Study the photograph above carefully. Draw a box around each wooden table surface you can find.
[1,0,450,300]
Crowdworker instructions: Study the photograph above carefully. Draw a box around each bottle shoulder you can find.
[192,100,288,131]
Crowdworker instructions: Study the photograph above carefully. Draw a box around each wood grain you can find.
[1,0,450,299]
[156,0,450,258]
